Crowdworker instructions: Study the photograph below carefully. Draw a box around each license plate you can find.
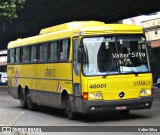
[116,106,127,110]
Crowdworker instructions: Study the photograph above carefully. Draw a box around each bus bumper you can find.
[82,96,153,114]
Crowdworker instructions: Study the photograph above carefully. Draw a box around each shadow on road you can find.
[13,104,151,123]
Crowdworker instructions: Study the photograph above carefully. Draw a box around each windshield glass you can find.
[82,35,150,76]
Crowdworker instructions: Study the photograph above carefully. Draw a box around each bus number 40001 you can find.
[89,84,106,89]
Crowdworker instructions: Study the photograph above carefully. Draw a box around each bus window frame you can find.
[7,37,71,64]
[80,34,150,77]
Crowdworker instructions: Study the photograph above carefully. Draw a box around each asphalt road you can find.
[0,86,160,135]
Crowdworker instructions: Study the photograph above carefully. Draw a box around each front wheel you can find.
[158,83,160,88]
[65,99,76,120]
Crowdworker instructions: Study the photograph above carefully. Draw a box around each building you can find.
[141,18,160,82]
[142,18,160,47]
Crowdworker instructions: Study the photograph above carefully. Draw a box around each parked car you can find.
[157,77,160,88]
[0,72,7,85]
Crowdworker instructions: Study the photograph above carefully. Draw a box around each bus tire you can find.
[118,110,130,117]
[20,90,27,109]
[65,99,76,120]
[27,92,36,110]
[158,84,160,88]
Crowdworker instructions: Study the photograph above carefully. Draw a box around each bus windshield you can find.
[82,35,150,76]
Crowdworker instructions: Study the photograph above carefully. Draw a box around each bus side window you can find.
[9,49,15,63]
[59,39,70,61]
[49,41,58,61]
[39,43,48,62]
[31,45,38,62]
[22,46,30,62]
[15,48,21,63]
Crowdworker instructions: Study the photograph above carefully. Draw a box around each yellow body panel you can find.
[84,74,152,100]
[7,63,73,94]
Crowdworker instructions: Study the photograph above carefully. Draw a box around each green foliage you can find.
[0,0,25,21]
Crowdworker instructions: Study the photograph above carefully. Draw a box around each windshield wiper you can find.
[102,64,138,78]
[127,66,138,76]
[102,63,116,78]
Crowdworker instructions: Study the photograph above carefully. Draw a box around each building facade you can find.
[141,18,160,82]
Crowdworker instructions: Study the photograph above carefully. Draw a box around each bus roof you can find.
[39,21,105,34]
[8,21,143,48]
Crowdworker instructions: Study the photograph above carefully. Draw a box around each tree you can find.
[0,0,25,21]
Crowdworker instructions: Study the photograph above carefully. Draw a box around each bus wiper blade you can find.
[102,63,115,78]
[127,66,138,76]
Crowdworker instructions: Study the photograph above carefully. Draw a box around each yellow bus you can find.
[7,21,153,119]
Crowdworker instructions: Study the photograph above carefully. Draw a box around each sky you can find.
[123,12,160,26]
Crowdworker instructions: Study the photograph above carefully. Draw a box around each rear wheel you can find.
[20,90,27,109]
[158,83,160,88]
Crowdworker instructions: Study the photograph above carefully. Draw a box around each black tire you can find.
[118,110,130,117]
[27,92,36,110]
[158,84,160,88]
[65,99,76,120]
[20,90,27,109]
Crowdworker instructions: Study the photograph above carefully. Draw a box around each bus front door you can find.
[72,38,83,113]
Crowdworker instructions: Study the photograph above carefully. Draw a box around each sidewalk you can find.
[0,108,25,126]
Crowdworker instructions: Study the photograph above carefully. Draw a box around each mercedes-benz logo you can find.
[119,92,125,98]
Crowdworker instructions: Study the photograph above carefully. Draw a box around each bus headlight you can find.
[89,93,94,99]
[88,92,102,100]
[146,89,151,95]
[140,89,151,96]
